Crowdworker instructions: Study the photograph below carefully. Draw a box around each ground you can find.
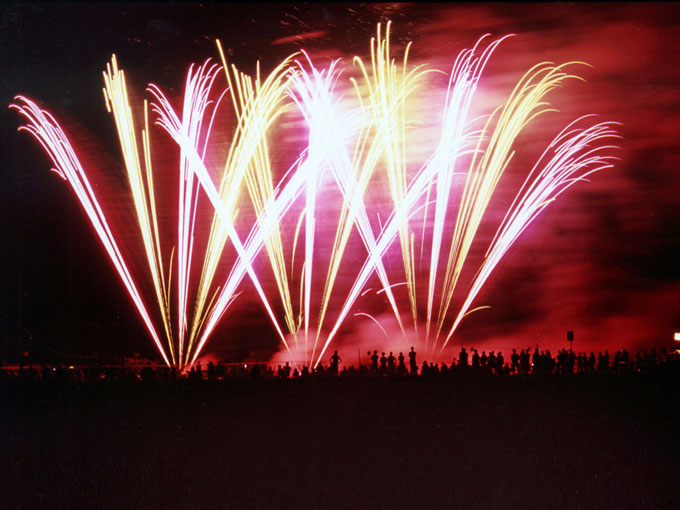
[2,373,679,508]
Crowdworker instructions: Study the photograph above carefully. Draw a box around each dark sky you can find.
[2,3,679,363]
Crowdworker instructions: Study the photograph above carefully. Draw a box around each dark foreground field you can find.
[2,373,679,509]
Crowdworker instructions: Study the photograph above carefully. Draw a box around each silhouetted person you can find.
[496,351,504,375]
[370,350,379,373]
[329,351,342,376]
[398,352,406,375]
[409,347,417,375]
[379,352,388,375]
[459,347,468,367]
[612,349,623,372]
[545,350,554,374]
[511,349,519,374]
[520,349,530,374]
[488,352,496,373]
[532,348,540,373]
[472,349,480,369]
[387,352,396,374]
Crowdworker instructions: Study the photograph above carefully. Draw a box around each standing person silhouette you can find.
[379,352,388,375]
[409,347,417,375]
[370,350,379,373]
[329,351,342,376]
[511,349,519,374]
[397,352,406,375]
[387,352,396,374]
[459,347,468,367]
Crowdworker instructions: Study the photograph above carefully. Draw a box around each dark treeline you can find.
[2,346,679,383]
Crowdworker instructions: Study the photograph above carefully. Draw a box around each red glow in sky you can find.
[2,3,679,363]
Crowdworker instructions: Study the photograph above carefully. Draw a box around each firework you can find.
[13,22,618,367]
[11,95,171,365]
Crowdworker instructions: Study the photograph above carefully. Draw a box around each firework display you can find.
[11,23,618,368]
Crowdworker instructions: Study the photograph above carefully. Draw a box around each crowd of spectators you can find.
[1,346,679,383]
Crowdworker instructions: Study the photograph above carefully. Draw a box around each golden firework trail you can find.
[101,56,175,363]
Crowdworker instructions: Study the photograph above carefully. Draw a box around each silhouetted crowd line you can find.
[2,346,679,383]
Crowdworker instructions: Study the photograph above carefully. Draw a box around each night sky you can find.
[1,3,679,363]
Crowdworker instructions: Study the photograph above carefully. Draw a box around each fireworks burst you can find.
[11,22,619,368]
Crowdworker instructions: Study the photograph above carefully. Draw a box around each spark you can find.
[354,312,391,342]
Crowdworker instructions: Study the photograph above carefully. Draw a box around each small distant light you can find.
[244,364,248,368]
[674,332,680,342]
